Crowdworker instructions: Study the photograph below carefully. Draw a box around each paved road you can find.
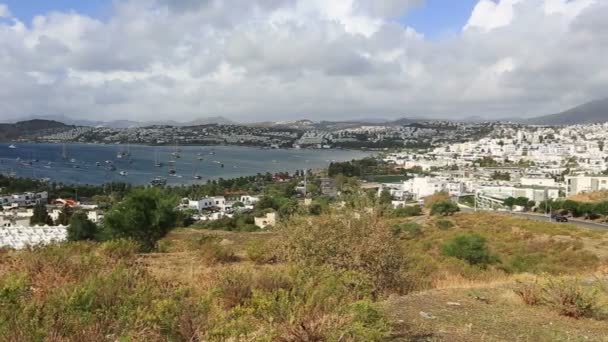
[459,206,608,231]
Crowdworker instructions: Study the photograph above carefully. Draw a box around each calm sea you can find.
[0,143,372,185]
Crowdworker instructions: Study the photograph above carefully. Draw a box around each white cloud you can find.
[0,0,607,122]
[0,3,10,18]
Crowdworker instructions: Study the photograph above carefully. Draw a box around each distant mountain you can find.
[0,119,70,141]
[527,98,608,125]
[7,115,235,128]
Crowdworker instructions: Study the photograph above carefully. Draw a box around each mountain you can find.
[527,98,608,125]
[7,115,236,128]
[0,119,71,141]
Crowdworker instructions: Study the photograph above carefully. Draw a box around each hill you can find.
[0,119,70,141]
[527,97,608,125]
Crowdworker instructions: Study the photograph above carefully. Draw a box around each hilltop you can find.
[0,119,71,141]
[527,98,608,125]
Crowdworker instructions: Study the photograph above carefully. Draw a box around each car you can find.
[552,215,568,223]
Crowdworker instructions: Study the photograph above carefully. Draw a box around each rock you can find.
[446,302,461,306]
[419,311,436,319]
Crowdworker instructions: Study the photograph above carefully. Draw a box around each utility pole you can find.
[304,169,308,199]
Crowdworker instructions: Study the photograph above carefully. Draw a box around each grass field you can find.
[1,210,607,341]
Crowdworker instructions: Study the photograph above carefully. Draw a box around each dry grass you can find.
[568,190,608,203]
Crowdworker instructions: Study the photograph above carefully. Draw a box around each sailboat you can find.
[193,157,202,180]
[171,140,181,158]
[61,143,68,160]
[154,150,163,167]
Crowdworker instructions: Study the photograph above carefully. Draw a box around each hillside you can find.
[1,208,607,340]
[528,98,608,125]
[0,119,70,141]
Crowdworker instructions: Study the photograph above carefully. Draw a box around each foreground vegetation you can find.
[2,194,608,340]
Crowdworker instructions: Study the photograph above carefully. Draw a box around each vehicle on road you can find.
[552,215,568,223]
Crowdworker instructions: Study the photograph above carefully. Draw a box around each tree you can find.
[55,204,73,226]
[442,233,499,267]
[103,188,179,251]
[378,188,393,206]
[67,212,98,241]
[504,197,516,210]
[30,203,53,226]
[430,200,460,216]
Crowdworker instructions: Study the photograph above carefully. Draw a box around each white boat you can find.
[119,171,128,176]
[8,144,16,149]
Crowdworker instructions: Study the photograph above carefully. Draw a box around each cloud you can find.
[0,0,606,122]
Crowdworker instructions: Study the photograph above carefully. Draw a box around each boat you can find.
[105,160,112,164]
[168,168,176,175]
[8,144,16,149]
[119,171,128,176]
[70,158,76,163]
[193,175,202,180]
[96,162,101,166]
[154,150,163,167]
[107,165,117,171]
[220,163,224,168]
[209,151,215,155]
[150,177,167,186]
[197,157,204,161]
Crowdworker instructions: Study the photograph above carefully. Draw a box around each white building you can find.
[255,212,276,229]
[565,175,608,196]
[0,225,67,249]
[183,196,227,212]
[0,191,48,209]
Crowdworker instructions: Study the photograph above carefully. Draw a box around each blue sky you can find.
[3,0,480,38]
[1,0,110,21]
[401,0,479,37]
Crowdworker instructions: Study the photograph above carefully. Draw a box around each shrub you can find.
[516,278,601,319]
[391,221,423,239]
[441,233,499,267]
[279,210,412,295]
[67,212,99,241]
[98,239,140,260]
[199,242,239,265]
[541,278,598,319]
[393,205,422,217]
[245,240,277,264]
[103,188,179,251]
[430,200,459,216]
[436,219,454,230]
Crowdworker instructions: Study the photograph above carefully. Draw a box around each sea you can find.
[0,143,372,185]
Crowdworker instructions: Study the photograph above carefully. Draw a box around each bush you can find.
[393,205,422,217]
[279,210,412,295]
[67,212,99,241]
[436,219,454,230]
[441,233,499,267]
[245,240,277,264]
[103,188,179,251]
[199,242,239,265]
[391,221,423,239]
[516,278,601,319]
[431,200,459,216]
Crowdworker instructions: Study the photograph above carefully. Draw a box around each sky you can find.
[0,0,606,123]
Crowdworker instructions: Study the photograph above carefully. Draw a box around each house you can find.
[254,212,276,229]
[565,175,608,196]
[183,196,227,212]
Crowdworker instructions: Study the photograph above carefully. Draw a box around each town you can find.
[29,120,494,149]
[3,121,608,250]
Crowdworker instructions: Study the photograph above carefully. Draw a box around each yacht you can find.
[8,144,16,149]
[119,171,128,176]
[150,177,167,186]
[193,175,202,180]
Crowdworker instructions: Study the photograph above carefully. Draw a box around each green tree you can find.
[103,188,179,251]
[30,203,53,226]
[430,200,459,216]
[67,212,98,241]
[442,233,499,267]
[378,188,393,206]
[55,204,73,226]
[504,197,516,210]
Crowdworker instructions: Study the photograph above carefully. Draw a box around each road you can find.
[459,206,608,231]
